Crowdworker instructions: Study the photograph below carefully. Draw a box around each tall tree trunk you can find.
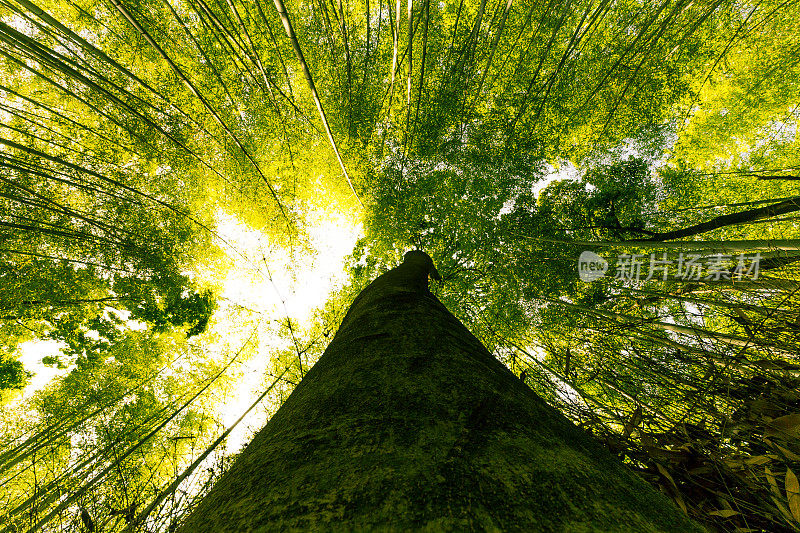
[179,251,700,531]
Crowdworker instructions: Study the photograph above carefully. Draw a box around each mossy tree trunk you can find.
[179,251,702,532]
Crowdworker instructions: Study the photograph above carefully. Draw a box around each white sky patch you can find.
[209,208,362,449]
[498,159,585,217]
[1,14,37,37]
[211,209,362,327]
[533,161,580,198]
[497,198,516,217]
[16,340,70,400]
[681,302,704,326]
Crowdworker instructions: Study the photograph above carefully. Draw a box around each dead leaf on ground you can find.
[785,467,800,523]
[766,413,800,439]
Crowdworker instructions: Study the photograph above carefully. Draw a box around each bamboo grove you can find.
[0,0,799,530]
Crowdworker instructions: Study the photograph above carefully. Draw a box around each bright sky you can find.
[16,339,68,399]
[203,208,363,447]
[534,161,580,197]
[212,208,362,325]
[11,208,363,444]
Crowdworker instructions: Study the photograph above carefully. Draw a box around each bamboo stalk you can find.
[271,0,363,207]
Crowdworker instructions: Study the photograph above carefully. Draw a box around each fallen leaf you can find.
[785,468,800,523]
[766,414,800,439]
[708,509,740,518]
[745,455,773,465]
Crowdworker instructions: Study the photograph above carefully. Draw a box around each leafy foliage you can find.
[0,353,30,390]
[2,0,800,530]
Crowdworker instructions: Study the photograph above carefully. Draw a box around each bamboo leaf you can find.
[785,468,800,523]
[623,405,642,438]
[772,496,796,524]
[708,509,739,518]
[767,414,800,439]
[766,466,782,498]
[656,463,687,514]
[777,444,800,462]
[745,455,774,465]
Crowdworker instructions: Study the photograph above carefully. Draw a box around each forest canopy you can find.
[1,0,800,530]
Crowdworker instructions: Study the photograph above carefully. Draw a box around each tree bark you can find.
[179,251,700,532]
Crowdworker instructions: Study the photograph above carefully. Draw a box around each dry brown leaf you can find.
[785,468,800,523]
[708,509,740,518]
[766,413,800,439]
